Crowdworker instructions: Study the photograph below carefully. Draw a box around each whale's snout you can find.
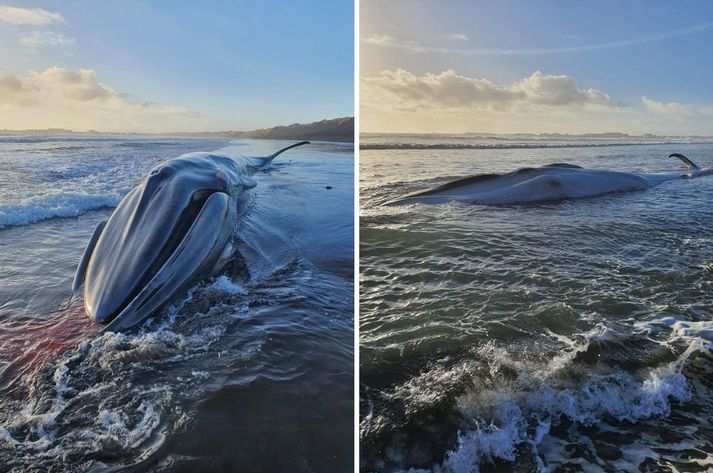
[79,156,240,331]
[74,144,306,332]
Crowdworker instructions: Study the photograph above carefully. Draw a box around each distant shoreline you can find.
[361,131,713,140]
[0,117,355,144]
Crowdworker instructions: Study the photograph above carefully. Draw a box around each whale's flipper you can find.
[669,153,700,170]
[72,220,107,294]
[246,141,310,170]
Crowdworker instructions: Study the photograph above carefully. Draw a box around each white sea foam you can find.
[0,136,229,230]
[0,193,119,229]
[209,275,247,295]
[635,313,713,350]
[434,321,711,473]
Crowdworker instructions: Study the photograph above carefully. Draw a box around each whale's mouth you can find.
[99,188,226,325]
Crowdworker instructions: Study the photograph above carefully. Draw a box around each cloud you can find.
[33,67,116,101]
[363,69,615,110]
[446,33,468,41]
[641,96,713,116]
[516,71,613,106]
[363,33,391,45]
[642,96,690,115]
[19,31,76,47]
[363,21,713,56]
[362,68,713,134]
[641,96,713,123]
[0,67,226,132]
[363,33,425,51]
[0,73,37,106]
[0,5,64,25]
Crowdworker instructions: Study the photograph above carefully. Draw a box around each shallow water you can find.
[360,135,713,472]
[0,135,354,472]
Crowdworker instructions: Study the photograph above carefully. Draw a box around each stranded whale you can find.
[72,141,309,332]
[386,153,711,206]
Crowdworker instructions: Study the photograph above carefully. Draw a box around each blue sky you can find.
[361,0,713,134]
[0,1,353,131]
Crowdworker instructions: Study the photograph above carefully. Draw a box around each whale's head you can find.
[82,155,249,331]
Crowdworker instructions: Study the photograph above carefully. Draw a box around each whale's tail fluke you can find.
[669,153,700,170]
[246,141,310,170]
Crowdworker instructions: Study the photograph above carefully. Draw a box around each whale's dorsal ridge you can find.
[418,172,504,195]
[544,163,583,169]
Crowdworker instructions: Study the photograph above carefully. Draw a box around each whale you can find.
[385,153,712,206]
[72,141,309,332]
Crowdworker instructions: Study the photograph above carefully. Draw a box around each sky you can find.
[0,1,353,132]
[361,0,713,135]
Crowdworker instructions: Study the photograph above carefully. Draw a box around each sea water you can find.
[360,134,713,472]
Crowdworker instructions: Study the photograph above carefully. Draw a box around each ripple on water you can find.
[360,142,713,472]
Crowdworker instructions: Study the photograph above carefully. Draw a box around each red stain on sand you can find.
[0,304,100,397]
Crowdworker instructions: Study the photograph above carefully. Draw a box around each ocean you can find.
[360,134,713,472]
[0,135,354,472]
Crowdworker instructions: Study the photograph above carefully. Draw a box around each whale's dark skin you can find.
[386,153,712,206]
[72,141,309,332]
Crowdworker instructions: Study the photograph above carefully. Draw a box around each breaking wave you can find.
[0,193,119,229]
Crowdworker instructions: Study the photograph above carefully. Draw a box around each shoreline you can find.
[0,132,354,144]
[0,117,355,144]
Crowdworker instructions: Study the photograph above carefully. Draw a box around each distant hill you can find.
[0,117,355,143]
[239,117,354,142]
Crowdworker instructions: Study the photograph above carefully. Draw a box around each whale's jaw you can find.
[74,142,309,332]
[81,155,240,332]
[97,191,234,332]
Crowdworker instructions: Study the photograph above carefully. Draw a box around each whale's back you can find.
[386,165,651,206]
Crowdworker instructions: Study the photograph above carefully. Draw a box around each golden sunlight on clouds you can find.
[361,68,713,135]
[0,67,227,132]
[0,5,64,25]
[364,69,615,109]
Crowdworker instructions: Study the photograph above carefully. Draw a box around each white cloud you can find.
[362,68,713,135]
[363,33,391,45]
[34,67,117,101]
[19,30,76,47]
[640,96,713,130]
[446,33,468,41]
[0,67,227,132]
[363,33,425,52]
[0,5,64,25]
[363,22,713,56]
[516,71,612,106]
[363,69,615,110]
[642,96,700,115]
